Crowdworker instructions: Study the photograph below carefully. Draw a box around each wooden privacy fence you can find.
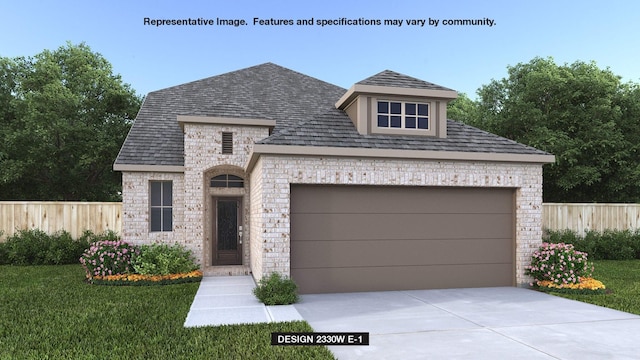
[0,202,122,241]
[1,202,639,241]
[543,203,640,234]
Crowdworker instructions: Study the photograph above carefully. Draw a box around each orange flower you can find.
[93,270,203,283]
[536,277,605,291]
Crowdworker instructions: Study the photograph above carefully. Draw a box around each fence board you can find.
[0,202,122,241]
[543,203,640,234]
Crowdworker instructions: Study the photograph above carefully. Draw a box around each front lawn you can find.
[549,260,640,315]
[0,265,335,359]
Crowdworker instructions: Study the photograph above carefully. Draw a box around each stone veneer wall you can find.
[250,155,544,286]
[121,171,186,246]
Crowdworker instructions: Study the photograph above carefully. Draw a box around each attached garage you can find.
[290,185,515,294]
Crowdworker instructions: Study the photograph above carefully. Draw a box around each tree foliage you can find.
[449,57,640,203]
[0,42,141,201]
[446,92,478,125]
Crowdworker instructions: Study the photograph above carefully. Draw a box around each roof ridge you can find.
[356,69,455,91]
[149,62,345,95]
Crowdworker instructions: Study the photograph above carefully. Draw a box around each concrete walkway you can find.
[183,275,303,327]
[185,279,640,359]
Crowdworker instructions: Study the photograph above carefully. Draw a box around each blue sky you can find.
[2,0,639,99]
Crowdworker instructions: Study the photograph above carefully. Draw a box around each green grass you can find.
[550,260,640,315]
[0,265,335,360]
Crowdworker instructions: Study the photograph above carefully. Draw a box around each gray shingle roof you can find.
[257,107,549,155]
[115,63,549,167]
[115,63,345,166]
[357,70,455,91]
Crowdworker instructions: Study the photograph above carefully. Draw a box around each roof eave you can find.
[246,144,555,172]
[336,84,458,109]
[177,115,277,131]
[113,164,185,173]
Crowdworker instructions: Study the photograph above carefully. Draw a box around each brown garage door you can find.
[290,185,515,294]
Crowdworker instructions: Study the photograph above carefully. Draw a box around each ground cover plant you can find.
[0,265,335,360]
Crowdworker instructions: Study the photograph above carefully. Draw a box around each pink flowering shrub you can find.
[525,242,594,286]
[79,240,140,279]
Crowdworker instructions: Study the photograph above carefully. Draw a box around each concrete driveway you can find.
[293,287,640,359]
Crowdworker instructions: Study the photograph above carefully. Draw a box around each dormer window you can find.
[377,101,429,130]
[335,69,458,138]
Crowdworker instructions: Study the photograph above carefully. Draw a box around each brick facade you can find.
[249,155,543,286]
[122,123,270,267]
[121,171,185,245]
[123,126,544,287]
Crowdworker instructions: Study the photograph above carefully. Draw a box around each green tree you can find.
[447,92,479,125]
[473,57,640,203]
[0,42,141,201]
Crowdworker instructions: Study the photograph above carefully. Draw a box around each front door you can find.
[213,197,242,265]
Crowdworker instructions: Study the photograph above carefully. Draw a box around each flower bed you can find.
[90,270,203,286]
[526,242,607,294]
[533,276,607,294]
[80,241,202,286]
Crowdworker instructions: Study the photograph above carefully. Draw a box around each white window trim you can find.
[371,98,436,136]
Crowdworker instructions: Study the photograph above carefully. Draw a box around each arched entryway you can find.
[203,166,249,268]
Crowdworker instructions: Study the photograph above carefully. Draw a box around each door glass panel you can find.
[217,200,237,251]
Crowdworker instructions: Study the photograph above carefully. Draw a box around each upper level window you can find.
[377,101,429,130]
[150,181,172,232]
[211,174,244,188]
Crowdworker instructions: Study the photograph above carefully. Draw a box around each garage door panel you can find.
[290,185,515,294]
[291,238,512,268]
[292,264,515,294]
[291,185,513,214]
[291,213,512,241]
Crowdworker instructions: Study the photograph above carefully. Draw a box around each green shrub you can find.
[2,229,90,265]
[595,229,636,260]
[78,229,120,244]
[544,228,640,260]
[80,240,139,278]
[131,243,198,275]
[0,242,7,265]
[525,242,593,286]
[253,272,299,305]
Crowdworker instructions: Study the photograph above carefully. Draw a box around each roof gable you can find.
[115,63,345,166]
[115,63,553,169]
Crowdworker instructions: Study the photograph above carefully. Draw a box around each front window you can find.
[150,181,172,232]
[377,101,429,130]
